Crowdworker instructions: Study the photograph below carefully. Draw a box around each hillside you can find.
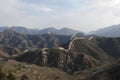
[1,60,72,80]
[15,47,106,74]
[86,63,120,80]
[89,24,120,37]
[68,38,114,63]
[15,37,118,74]
[0,29,119,80]
[95,38,120,58]
[0,29,33,48]
[0,45,21,56]
[0,30,71,49]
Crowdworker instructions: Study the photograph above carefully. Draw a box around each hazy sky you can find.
[0,0,120,32]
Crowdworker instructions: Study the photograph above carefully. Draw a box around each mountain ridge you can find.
[0,26,83,35]
[89,24,120,37]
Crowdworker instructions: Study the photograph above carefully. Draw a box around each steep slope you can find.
[15,48,70,72]
[0,50,9,59]
[15,36,118,74]
[26,35,46,48]
[0,45,21,55]
[0,30,71,48]
[41,33,59,48]
[0,29,33,48]
[54,35,71,46]
[27,33,71,48]
[95,37,120,58]
[89,24,120,37]
[15,45,113,74]
[86,63,120,80]
[68,37,114,64]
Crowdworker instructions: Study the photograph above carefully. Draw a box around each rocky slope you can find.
[15,48,103,73]
[0,29,33,48]
[0,30,71,49]
[15,37,117,74]
[68,37,114,63]
[0,29,120,80]
[86,63,120,80]
[95,37,120,58]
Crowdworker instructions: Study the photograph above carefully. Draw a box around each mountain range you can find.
[89,24,120,37]
[0,25,120,80]
[0,26,83,35]
[1,24,120,37]
[0,29,72,49]
[0,30,119,80]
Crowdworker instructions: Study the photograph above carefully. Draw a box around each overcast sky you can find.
[0,0,120,32]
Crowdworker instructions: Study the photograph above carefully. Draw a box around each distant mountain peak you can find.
[46,27,57,29]
[2,29,17,34]
[42,27,57,31]
[60,27,77,31]
[89,24,120,37]
[60,27,69,30]
[0,26,83,35]
[11,26,26,28]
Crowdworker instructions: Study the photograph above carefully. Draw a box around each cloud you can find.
[17,2,54,13]
[49,0,120,32]
[0,0,54,28]
[0,0,120,32]
[0,0,53,15]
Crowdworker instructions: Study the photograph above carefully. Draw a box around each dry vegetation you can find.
[2,60,72,80]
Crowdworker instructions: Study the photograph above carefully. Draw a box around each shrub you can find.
[20,74,29,80]
[7,72,15,80]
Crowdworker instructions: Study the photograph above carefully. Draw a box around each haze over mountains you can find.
[0,26,82,35]
[89,24,120,37]
[1,24,120,37]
